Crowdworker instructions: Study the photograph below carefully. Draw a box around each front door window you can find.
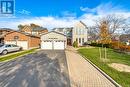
[82,38,84,45]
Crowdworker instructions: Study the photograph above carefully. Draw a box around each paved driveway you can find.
[0,50,70,87]
[66,46,116,87]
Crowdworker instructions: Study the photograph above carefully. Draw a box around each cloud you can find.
[0,2,130,30]
[80,7,96,13]
[61,11,76,17]
[80,2,128,15]
[79,2,130,26]
[18,9,31,15]
[0,16,77,30]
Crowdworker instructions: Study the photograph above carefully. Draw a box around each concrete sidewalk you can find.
[65,46,116,87]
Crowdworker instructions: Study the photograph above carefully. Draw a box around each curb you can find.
[65,51,71,87]
[0,49,39,63]
[80,54,122,87]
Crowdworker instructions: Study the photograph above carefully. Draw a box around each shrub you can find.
[89,42,111,48]
[111,41,130,52]
[119,45,127,51]
[127,46,130,52]
[73,41,78,48]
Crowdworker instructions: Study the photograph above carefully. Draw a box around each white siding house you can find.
[53,21,88,46]
[41,31,67,50]
[72,21,88,46]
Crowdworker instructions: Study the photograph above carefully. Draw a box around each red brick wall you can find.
[29,37,40,48]
[4,31,40,49]
[4,32,28,41]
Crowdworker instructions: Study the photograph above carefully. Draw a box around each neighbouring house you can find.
[120,34,130,45]
[20,25,48,37]
[0,28,14,44]
[72,21,88,46]
[53,27,72,45]
[4,31,40,50]
[53,21,88,46]
[41,31,67,50]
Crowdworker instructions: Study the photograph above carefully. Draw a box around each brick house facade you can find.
[4,31,40,50]
[0,28,14,44]
[20,25,48,37]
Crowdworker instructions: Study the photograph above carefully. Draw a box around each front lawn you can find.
[0,48,37,62]
[78,47,130,87]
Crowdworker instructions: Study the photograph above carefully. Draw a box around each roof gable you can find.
[41,31,66,36]
[79,21,87,27]
[6,31,39,38]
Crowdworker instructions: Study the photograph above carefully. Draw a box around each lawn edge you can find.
[79,52,122,87]
[0,49,39,63]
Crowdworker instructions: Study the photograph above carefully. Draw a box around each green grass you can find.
[0,48,37,62]
[78,47,130,87]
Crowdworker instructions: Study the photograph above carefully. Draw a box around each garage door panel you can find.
[17,41,28,50]
[5,41,28,50]
[41,42,52,50]
[54,41,65,50]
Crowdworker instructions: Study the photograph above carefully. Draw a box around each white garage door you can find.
[41,41,53,50]
[5,41,28,50]
[41,40,65,50]
[54,41,65,50]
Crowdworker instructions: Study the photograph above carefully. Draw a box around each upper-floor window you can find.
[76,28,78,35]
[14,36,19,40]
[79,28,81,35]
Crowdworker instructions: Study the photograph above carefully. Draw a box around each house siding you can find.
[72,21,88,46]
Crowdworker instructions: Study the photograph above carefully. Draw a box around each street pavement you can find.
[0,50,70,87]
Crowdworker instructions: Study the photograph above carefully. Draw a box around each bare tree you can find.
[88,26,99,42]
[93,14,127,60]
[94,14,126,42]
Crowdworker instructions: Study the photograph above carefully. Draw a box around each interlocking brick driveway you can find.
[0,50,70,87]
[65,46,116,87]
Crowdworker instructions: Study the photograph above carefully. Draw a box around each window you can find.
[12,44,18,47]
[79,28,80,35]
[76,28,78,35]
[0,45,4,47]
[82,38,84,44]
[81,29,84,35]
[78,28,80,35]
[5,45,11,48]
[79,38,81,43]
[14,36,19,40]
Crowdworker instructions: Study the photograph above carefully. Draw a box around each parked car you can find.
[0,44,22,55]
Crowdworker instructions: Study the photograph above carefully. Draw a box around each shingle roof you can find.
[32,27,47,31]
[6,31,40,38]
[41,31,66,36]
[0,28,14,31]
[79,21,87,28]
